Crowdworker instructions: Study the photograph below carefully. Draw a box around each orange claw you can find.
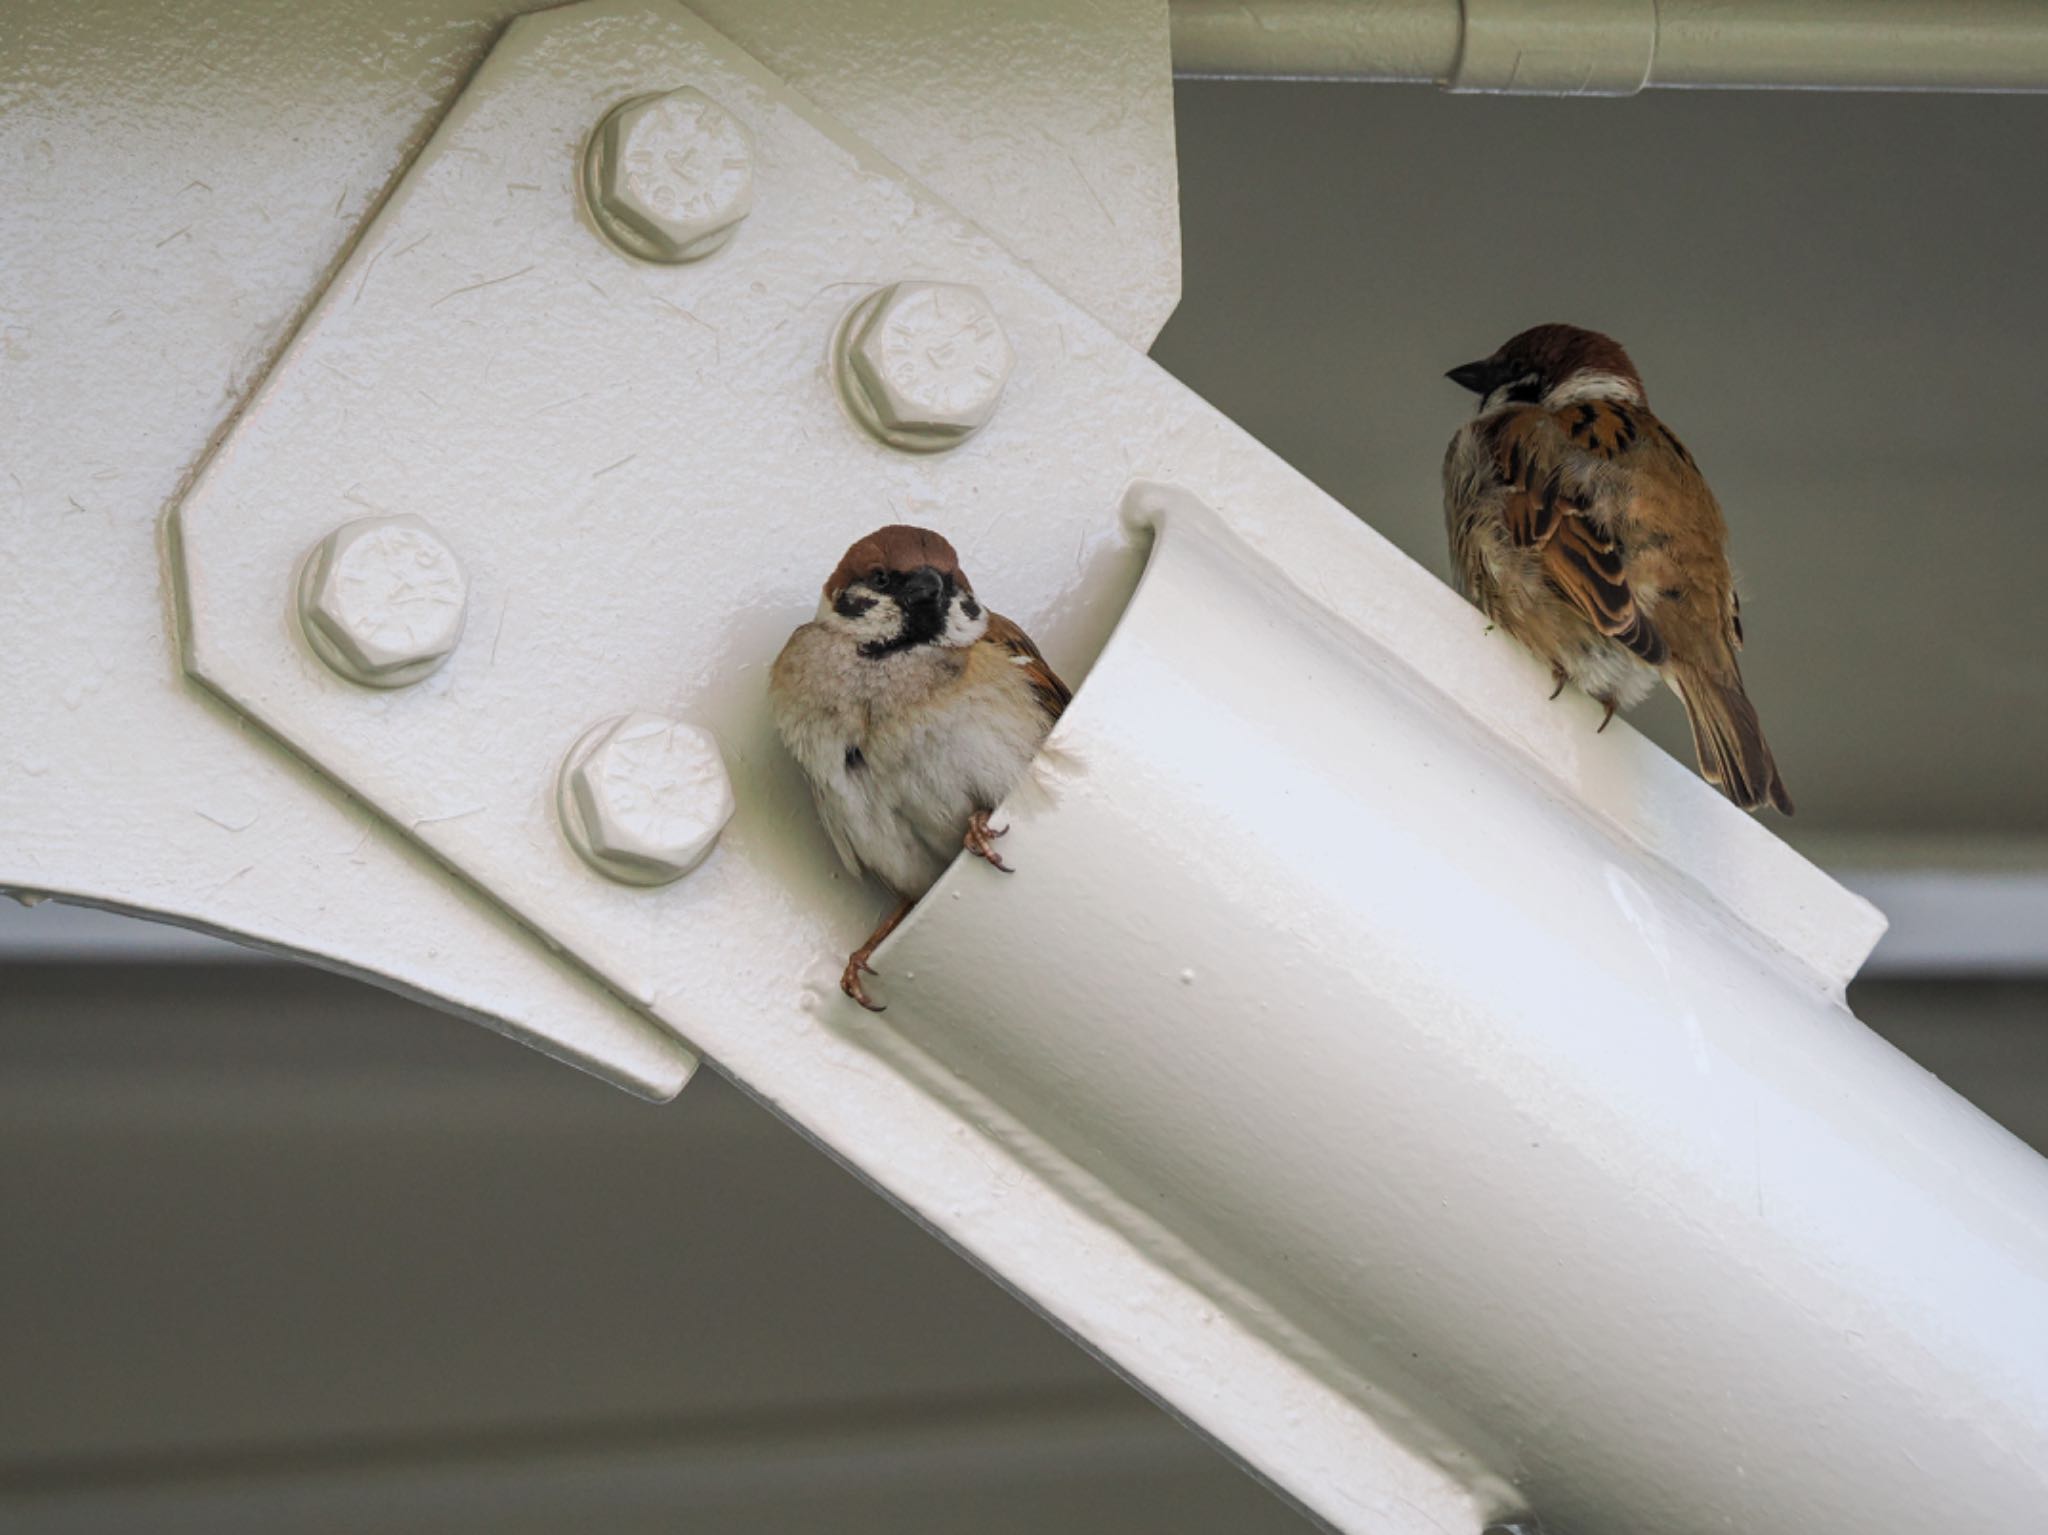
[964,809,1013,872]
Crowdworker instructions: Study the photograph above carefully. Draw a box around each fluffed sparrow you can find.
[1443,323,1793,814]
[770,524,1070,1009]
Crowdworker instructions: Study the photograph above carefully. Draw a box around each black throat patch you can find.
[858,594,949,658]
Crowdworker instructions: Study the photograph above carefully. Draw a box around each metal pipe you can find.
[1172,0,1465,83]
[1170,0,2048,93]
[876,485,2048,1534]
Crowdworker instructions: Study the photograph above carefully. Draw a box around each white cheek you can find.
[1479,374,1535,416]
[944,601,990,647]
[817,592,902,645]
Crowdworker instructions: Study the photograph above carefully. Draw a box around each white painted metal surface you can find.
[152,4,2048,1528]
[695,0,1181,346]
[295,514,471,688]
[0,0,1175,1099]
[165,1,1877,1011]
[155,18,1482,1521]
[0,0,696,1096]
[555,712,737,885]
[1170,0,2048,92]
[876,484,2048,1532]
[11,0,2044,1530]
[832,281,1015,452]
[583,87,757,264]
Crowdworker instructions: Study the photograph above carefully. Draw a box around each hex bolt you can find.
[295,514,468,688]
[582,88,754,264]
[831,281,1014,452]
[556,712,736,886]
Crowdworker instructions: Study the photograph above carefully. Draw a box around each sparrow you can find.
[770,524,1070,1010]
[1442,323,1793,814]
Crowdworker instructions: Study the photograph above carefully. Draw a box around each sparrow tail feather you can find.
[1670,663,1794,815]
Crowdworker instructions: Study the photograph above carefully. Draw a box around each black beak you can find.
[1446,360,1496,395]
[900,565,945,608]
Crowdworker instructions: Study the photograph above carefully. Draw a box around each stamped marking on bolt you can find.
[874,287,1006,415]
[831,281,1013,452]
[295,514,467,688]
[583,88,754,264]
[556,711,735,885]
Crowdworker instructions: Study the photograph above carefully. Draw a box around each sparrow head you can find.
[1446,324,1645,415]
[819,523,988,657]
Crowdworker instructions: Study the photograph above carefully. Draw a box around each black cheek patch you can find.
[833,590,877,620]
[959,594,981,620]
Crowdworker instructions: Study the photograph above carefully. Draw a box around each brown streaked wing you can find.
[1541,518,1668,665]
[983,611,1071,724]
[1486,408,1567,547]
[1623,411,1746,662]
[1483,401,1671,665]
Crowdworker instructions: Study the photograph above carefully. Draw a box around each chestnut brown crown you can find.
[1447,323,1645,407]
[826,524,971,599]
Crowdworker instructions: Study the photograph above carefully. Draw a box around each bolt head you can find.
[585,88,753,264]
[557,712,735,886]
[835,281,1014,451]
[296,514,467,688]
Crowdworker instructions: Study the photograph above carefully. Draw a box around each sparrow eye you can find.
[868,567,889,588]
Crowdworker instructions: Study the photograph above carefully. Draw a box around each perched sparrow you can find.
[1442,323,1793,814]
[770,524,1070,1009]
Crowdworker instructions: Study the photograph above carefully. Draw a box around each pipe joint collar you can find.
[1451,0,1656,95]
